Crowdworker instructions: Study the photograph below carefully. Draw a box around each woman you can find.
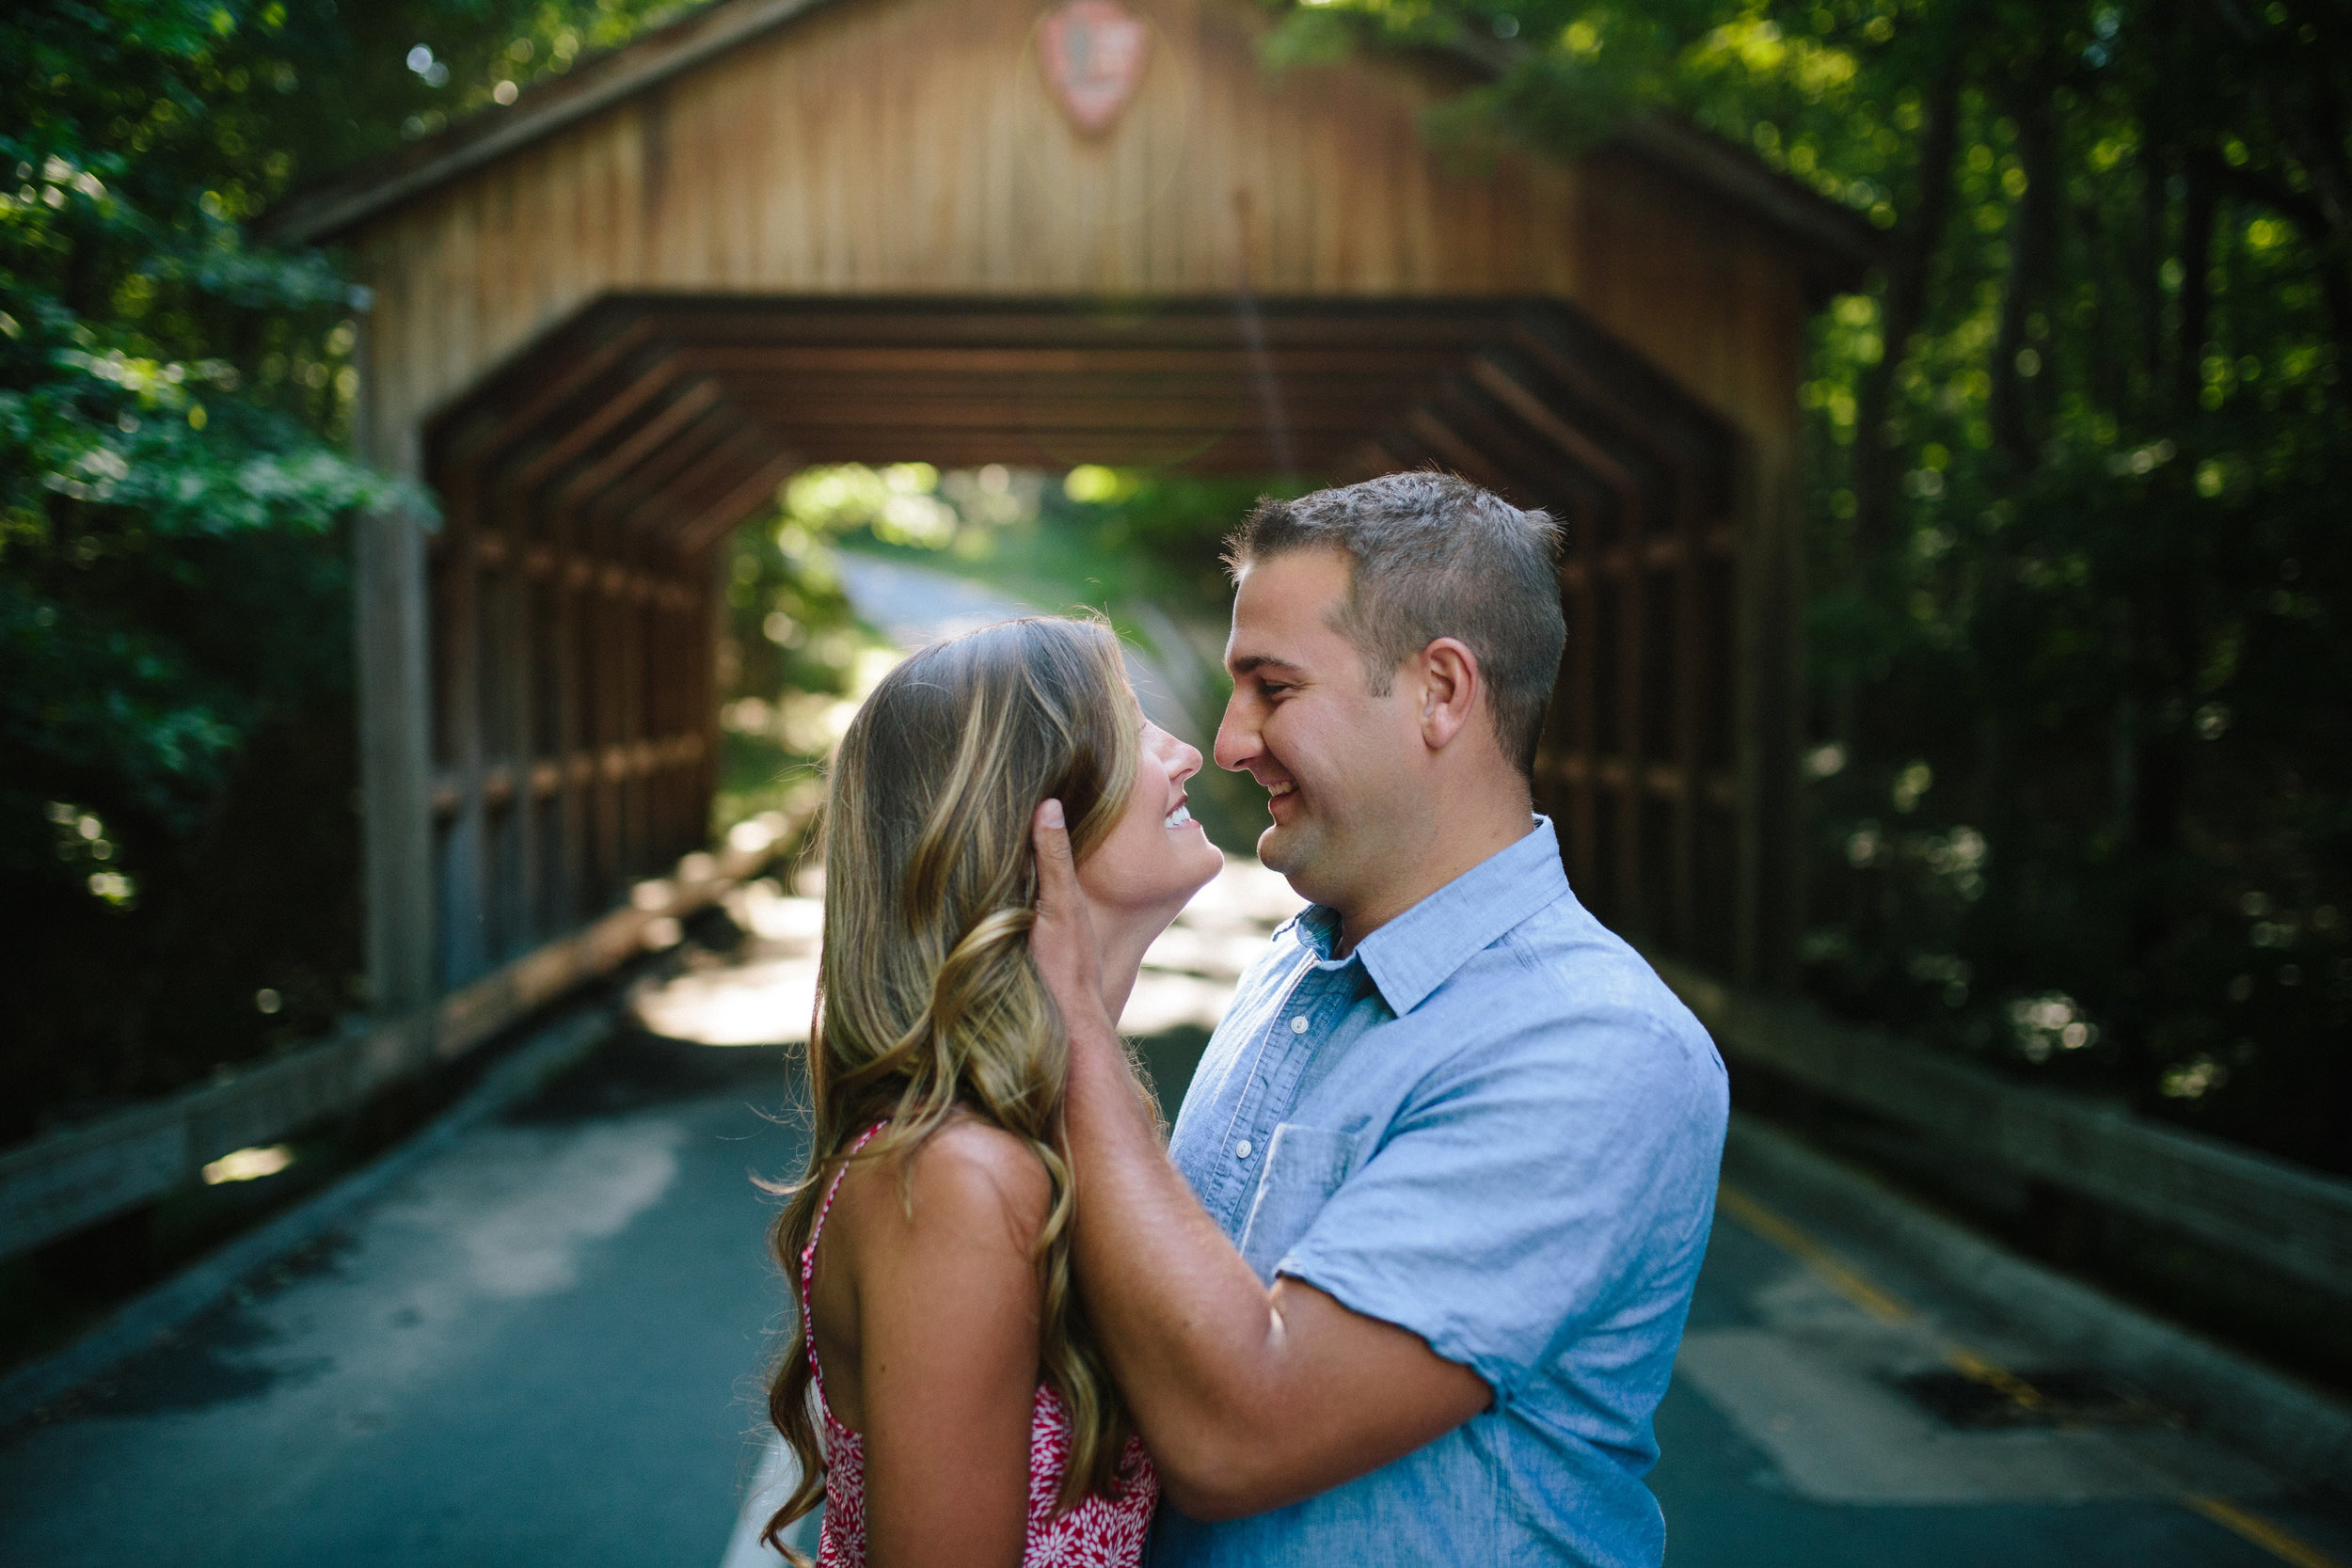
[762,617,1223,1568]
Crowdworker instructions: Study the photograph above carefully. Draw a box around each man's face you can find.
[1215,548,1422,911]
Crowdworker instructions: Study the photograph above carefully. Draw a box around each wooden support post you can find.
[437,483,487,988]
[492,530,535,962]
[596,563,625,898]
[647,588,674,861]
[617,575,643,880]
[550,521,585,930]
[1567,501,1600,900]
[1614,516,1647,940]
[1671,499,1706,958]
[355,505,437,1015]
[702,557,728,848]
[1732,451,1806,988]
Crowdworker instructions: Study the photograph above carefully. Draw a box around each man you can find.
[1030,471,1727,1566]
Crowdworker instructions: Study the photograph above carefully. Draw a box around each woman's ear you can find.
[1418,638,1482,751]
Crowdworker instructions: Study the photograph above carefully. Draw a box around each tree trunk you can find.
[1851,71,1964,562]
[2175,164,2217,413]
[1990,71,2061,467]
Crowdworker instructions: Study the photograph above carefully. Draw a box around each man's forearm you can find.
[1061,1007,1295,1511]
[1030,801,1486,1515]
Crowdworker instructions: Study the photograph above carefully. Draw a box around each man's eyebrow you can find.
[1228,654,1308,677]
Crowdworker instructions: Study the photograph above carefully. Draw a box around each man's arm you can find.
[1031,803,1489,1521]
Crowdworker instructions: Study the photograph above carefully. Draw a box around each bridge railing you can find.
[1653,956,2352,1306]
[0,805,814,1264]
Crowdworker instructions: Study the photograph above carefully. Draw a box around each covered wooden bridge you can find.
[271,0,1874,1033]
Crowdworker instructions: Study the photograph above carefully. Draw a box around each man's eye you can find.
[1260,683,1291,698]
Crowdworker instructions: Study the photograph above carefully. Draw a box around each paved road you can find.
[1649,1158,2351,1566]
[4,1006,2346,1566]
[0,1036,804,1567]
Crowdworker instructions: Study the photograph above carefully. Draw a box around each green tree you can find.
[0,0,681,1139]
[1264,0,2351,1169]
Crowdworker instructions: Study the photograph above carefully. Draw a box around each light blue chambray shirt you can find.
[1151,818,1727,1568]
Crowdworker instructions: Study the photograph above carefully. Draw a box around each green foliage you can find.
[712,475,889,827]
[717,462,1303,854]
[0,0,680,1138]
[1266,0,2352,1168]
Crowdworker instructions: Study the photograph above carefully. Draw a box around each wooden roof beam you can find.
[548,379,726,509]
[579,407,767,538]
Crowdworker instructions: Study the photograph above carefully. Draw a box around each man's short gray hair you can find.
[1225,472,1565,775]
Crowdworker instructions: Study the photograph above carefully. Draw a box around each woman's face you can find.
[1076,716,1223,920]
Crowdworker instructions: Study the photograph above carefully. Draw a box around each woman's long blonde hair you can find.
[762,617,1142,1552]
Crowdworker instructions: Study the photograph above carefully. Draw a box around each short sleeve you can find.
[1277,1005,1725,1403]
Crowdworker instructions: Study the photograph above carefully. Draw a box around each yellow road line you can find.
[1715,1182,1915,1324]
[2185,1496,2349,1568]
[1714,1181,2346,1568]
[1941,1344,2047,1411]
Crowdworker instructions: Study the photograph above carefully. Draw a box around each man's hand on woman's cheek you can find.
[1029,799,1119,1043]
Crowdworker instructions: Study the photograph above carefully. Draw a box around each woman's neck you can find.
[1089,902,1172,1025]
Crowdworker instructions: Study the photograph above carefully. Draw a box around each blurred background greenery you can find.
[712,460,1307,850]
[4,0,2345,1177]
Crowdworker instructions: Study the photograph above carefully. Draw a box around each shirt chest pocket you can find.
[1236,1123,1364,1284]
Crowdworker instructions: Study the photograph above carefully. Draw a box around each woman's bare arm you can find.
[826,1122,1051,1568]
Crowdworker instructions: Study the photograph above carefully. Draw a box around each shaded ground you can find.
[1648,1160,2352,1566]
[0,1033,802,1568]
[4,945,2346,1568]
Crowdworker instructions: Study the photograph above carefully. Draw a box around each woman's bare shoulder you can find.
[914,1118,1053,1235]
[851,1118,1052,1259]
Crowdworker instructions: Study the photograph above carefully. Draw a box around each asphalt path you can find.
[1647,1159,2351,1567]
[0,1035,803,1567]
[4,1016,2347,1567]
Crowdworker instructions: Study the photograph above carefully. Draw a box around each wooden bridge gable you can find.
[287,0,1858,478]
[282,0,1873,1014]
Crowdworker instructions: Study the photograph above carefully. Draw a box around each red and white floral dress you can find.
[798,1124,1157,1568]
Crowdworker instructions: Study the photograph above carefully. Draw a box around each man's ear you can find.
[1416,639,1482,752]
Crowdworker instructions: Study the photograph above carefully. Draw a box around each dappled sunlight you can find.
[201,1144,294,1185]
[628,857,1305,1049]
[628,879,824,1047]
[1123,857,1309,1033]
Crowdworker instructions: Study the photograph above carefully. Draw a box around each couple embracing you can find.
[761,474,1728,1568]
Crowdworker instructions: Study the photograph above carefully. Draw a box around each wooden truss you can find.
[389,294,1786,1007]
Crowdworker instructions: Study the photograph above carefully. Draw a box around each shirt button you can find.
[1234,1140,1254,1160]
[1289,1016,1309,1034]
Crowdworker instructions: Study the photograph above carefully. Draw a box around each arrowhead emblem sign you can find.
[1039,0,1152,135]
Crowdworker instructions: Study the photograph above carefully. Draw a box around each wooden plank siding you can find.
[346,0,1822,463]
[318,0,1846,1006]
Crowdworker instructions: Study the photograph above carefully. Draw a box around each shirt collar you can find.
[1292,817,1569,1015]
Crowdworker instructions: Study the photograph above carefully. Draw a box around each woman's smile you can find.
[1078,718,1222,917]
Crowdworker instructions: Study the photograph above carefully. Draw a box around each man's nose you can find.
[1213,691,1259,772]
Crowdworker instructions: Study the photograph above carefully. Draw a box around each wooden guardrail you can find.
[1653,956,2352,1302]
[0,806,813,1263]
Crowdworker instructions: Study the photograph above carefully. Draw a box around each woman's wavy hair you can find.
[762,616,1141,1554]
